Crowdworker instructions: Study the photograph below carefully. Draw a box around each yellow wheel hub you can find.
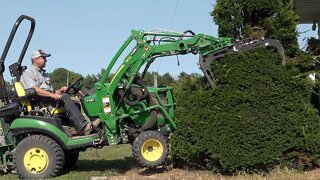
[24,147,49,173]
[141,139,163,161]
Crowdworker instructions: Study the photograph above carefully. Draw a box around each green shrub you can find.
[171,48,320,172]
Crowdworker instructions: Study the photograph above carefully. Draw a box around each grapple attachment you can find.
[199,39,285,88]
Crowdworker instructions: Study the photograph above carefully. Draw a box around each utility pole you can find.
[67,71,70,87]
[153,73,158,87]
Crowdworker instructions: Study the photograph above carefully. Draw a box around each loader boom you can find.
[101,30,233,102]
[102,29,285,94]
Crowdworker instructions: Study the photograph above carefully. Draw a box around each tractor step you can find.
[69,133,98,139]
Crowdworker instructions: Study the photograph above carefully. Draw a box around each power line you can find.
[169,0,180,29]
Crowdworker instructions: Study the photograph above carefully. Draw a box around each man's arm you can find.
[33,86,62,100]
[21,71,62,100]
[55,86,67,94]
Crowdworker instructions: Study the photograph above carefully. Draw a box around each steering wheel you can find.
[65,78,83,94]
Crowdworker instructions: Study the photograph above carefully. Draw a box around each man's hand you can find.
[56,86,68,94]
[50,93,62,100]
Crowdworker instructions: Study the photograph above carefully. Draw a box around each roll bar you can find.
[0,15,35,103]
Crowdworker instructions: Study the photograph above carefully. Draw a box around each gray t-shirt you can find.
[20,65,54,92]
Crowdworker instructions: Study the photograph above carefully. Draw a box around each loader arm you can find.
[101,30,285,93]
[101,30,233,94]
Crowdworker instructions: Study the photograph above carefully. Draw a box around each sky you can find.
[0,0,317,81]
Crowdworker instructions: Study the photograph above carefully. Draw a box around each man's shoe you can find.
[81,118,101,135]
[91,118,101,127]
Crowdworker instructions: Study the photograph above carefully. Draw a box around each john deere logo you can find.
[86,98,95,103]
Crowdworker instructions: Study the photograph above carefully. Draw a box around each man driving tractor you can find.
[20,50,100,134]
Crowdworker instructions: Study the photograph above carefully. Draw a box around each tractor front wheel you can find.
[14,135,65,179]
[132,131,168,167]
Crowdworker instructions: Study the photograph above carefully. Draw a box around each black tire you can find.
[132,131,168,167]
[14,135,65,179]
[64,150,79,171]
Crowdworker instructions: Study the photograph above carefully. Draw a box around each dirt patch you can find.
[91,167,320,180]
[91,167,219,180]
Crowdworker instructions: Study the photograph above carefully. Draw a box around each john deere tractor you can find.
[0,15,285,178]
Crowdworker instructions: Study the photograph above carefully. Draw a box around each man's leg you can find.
[61,93,88,131]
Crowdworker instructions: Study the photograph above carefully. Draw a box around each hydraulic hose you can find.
[118,77,149,106]
[117,77,159,132]
[138,94,158,131]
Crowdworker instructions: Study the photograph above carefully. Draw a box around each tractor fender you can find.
[10,117,69,149]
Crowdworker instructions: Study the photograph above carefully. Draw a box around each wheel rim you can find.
[141,139,163,162]
[24,147,49,173]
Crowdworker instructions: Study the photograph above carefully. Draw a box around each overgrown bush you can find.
[171,48,320,172]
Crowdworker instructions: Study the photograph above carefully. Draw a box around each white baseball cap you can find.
[31,50,51,59]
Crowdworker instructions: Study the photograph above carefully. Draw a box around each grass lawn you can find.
[0,143,319,179]
[0,144,136,179]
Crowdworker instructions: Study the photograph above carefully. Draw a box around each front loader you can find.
[0,15,285,179]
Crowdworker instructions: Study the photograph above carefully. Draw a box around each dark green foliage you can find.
[211,0,299,57]
[142,72,156,86]
[306,37,320,55]
[159,73,175,87]
[142,71,174,87]
[48,67,174,91]
[48,68,111,90]
[83,74,98,90]
[173,72,209,96]
[171,49,320,171]
[48,68,82,90]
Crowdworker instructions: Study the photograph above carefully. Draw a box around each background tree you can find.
[142,71,157,86]
[158,72,174,87]
[83,74,98,90]
[48,68,82,90]
[173,72,208,96]
[211,0,300,57]
[142,72,175,87]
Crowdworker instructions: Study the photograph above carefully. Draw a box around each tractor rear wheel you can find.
[132,131,168,167]
[14,135,65,179]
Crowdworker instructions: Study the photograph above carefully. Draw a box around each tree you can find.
[158,73,174,87]
[211,0,300,57]
[173,72,208,96]
[49,68,82,90]
[83,74,98,90]
[142,72,174,87]
[142,71,156,86]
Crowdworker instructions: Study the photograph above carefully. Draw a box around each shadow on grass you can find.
[66,156,137,174]
[61,156,173,177]
[138,166,168,175]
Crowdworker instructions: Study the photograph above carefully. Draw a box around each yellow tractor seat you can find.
[13,82,65,116]
[14,82,36,112]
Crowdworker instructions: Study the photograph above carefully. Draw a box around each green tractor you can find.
[0,15,285,178]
